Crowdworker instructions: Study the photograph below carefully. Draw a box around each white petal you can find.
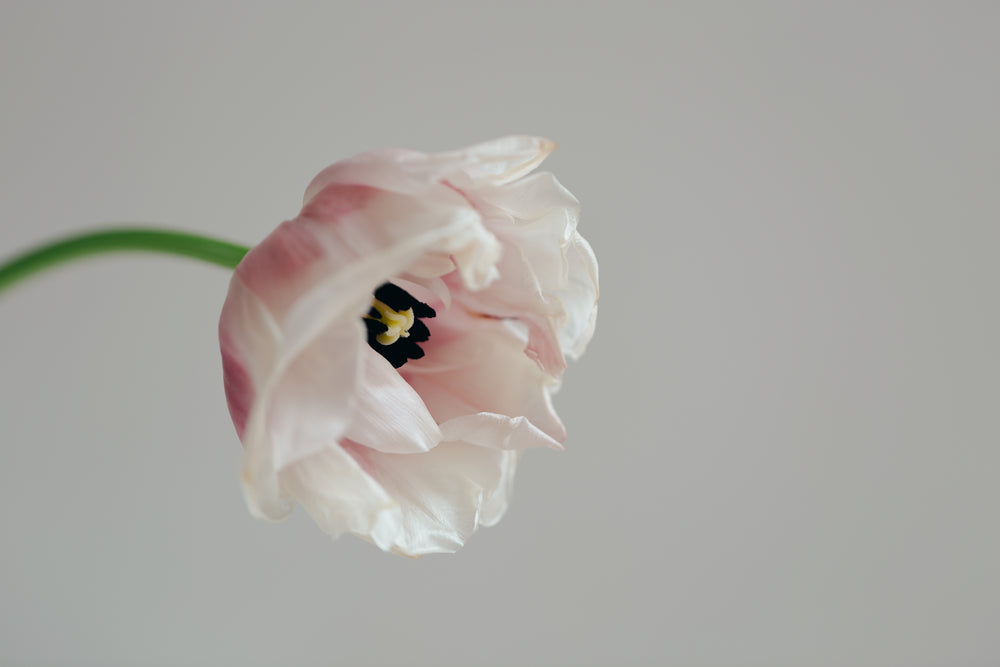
[556,232,600,358]
[343,350,442,454]
[342,440,518,556]
[479,451,519,528]
[278,444,400,546]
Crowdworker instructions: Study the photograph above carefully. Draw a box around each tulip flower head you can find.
[218,137,598,556]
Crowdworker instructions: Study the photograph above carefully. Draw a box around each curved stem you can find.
[0,228,250,295]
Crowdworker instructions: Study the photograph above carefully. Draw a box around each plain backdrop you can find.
[1,2,998,666]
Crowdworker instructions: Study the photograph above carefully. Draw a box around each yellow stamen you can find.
[365,299,414,345]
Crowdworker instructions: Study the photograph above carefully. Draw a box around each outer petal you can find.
[341,440,519,556]
[302,136,557,205]
[433,135,557,185]
[278,443,399,546]
[437,414,557,451]
[449,171,599,376]
[554,232,599,358]
[219,276,281,441]
[478,450,519,528]
[282,440,518,556]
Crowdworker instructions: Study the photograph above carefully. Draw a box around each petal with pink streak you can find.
[219,271,288,438]
[276,183,497,361]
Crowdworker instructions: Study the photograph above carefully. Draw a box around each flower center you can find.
[363,283,436,368]
[368,299,414,345]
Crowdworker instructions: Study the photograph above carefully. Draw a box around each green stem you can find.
[0,228,250,294]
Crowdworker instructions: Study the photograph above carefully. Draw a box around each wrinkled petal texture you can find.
[219,136,598,556]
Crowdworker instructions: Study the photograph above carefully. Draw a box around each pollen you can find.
[367,299,415,345]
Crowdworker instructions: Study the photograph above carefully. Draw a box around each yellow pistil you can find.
[366,299,414,345]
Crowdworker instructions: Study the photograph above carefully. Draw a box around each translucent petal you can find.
[278,443,399,544]
[344,350,442,454]
[342,440,518,556]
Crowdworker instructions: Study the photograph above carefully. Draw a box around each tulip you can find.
[218,137,598,555]
[0,137,597,557]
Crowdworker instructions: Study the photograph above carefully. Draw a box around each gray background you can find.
[1,2,998,665]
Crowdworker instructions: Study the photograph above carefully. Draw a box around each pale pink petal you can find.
[220,273,353,520]
[277,184,498,359]
[240,324,365,518]
[283,440,518,555]
[479,450,519,528]
[438,414,560,451]
[219,276,281,439]
[236,183,495,331]
[437,135,557,185]
[302,136,556,205]
[235,186,377,325]
[478,172,579,284]
[343,350,442,454]
[342,440,518,556]
[448,171,599,375]
[448,249,567,376]
[403,308,565,449]
[278,444,399,545]
[303,148,446,202]
[395,274,452,310]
